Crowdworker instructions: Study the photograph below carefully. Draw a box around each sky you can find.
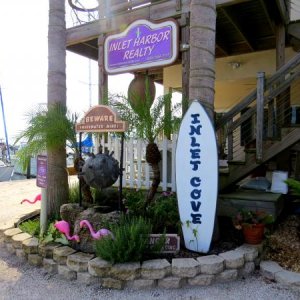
[0,1,163,145]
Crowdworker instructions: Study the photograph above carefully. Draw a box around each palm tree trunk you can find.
[146,162,161,205]
[189,0,217,121]
[47,0,68,217]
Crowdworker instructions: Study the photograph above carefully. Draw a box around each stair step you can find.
[227,160,245,165]
[244,148,256,154]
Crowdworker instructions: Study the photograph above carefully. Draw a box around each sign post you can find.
[37,155,48,236]
[76,105,128,211]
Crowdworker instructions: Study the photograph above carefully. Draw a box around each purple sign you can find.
[104,19,178,74]
[37,155,47,188]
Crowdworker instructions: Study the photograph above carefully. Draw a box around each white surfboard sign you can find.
[175,100,218,253]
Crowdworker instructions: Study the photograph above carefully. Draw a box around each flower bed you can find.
[0,216,261,290]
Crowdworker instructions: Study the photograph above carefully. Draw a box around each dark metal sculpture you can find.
[81,151,120,190]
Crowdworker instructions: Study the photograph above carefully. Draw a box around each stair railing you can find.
[216,52,300,163]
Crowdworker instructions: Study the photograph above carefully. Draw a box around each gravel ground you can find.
[0,179,300,300]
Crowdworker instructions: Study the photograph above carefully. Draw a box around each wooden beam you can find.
[275,0,290,24]
[258,0,275,33]
[216,41,230,56]
[220,7,255,52]
[66,0,190,46]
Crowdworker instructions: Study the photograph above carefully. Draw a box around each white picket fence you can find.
[98,135,178,192]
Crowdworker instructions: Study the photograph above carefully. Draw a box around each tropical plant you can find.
[148,191,181,233]
[109,77,182,206]
[19,219,40,237]
[46,0,69,221]
[14,104,77,171]
[95,215,164,263]
[285,178,300,196]
[232,209,274,230]
[189,0,216,120]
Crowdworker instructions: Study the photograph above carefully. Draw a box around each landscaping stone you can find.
[260,260,283,280]
[188,274,214,286]
[172,258,200,278]
[238,262,255,278]
[22,237,39,254]
[53,246,77,265]
[88,257,112,277]
[12,232,31,249]
[235,244,258,262]
[101,278,124,290]
[197,255,224,274]
[275,270,300,287]
[58,265,77,280]
[43,258,58,274]
[3,228,22,242]
[28,254,43,266]
[158,276,186,289]
[67,252,94,272]
[141,259,171,279]
[6,243,15,254]
[0,222,14,237]
[77,272,101,285]
[39,242,61,258]
[15,249,27,261]
[110,262,140,280]
[126,279,156,290]
[216,269,238,283]
[219,250,244,269]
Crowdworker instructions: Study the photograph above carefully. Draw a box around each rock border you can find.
[1,218,295,290]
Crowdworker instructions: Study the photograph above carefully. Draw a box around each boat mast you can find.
[0,85,11,163]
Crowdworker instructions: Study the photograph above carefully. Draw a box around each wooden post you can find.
[256,72,265,162]
[227,119,233,161]
[276,22,290,127]
[181,13,190,115]
[98,34,108,103]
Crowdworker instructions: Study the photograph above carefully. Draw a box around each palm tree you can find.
[189,0,217,120]
[109,78,181,207]
[47,0,68,217]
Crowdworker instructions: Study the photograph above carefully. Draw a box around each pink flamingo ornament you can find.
[54,220,80,242]
[21,194,42,204]
[79,220,113,240]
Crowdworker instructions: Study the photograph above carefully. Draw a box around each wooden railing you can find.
[216,52,300,163]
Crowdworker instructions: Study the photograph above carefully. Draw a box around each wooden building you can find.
[66,0,300,191]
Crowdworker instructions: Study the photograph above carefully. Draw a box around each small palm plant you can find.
[14,103,78,221]
[14,103,78,171]
[109,77,182,207]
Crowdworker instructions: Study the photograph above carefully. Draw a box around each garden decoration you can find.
[21,194,42,205]
[232,210,274,244]
[79,220,114,240]
[54,220,80,242]
[75,105,128,211]
[176,100,218,253]
[81,151,120,190]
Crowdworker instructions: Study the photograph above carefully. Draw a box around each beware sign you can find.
[76,105,127,133]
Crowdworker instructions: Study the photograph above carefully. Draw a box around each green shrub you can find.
[286,178,300,196]
[95,216,162,263]
[123,189,147,216]
[69,182,80,203]
[41,222,69,245]
[149,192,181,233]
[19,219,40,237]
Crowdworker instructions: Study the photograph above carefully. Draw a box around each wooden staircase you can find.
[216,53,300,191]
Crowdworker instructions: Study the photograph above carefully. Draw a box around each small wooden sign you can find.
[149,234,180,253]
[36,155,47,188]
[76,105,128,133]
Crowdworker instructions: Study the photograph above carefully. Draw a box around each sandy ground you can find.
[0,178,300,300]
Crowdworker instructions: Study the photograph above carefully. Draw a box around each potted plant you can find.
[232,209,274,244]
